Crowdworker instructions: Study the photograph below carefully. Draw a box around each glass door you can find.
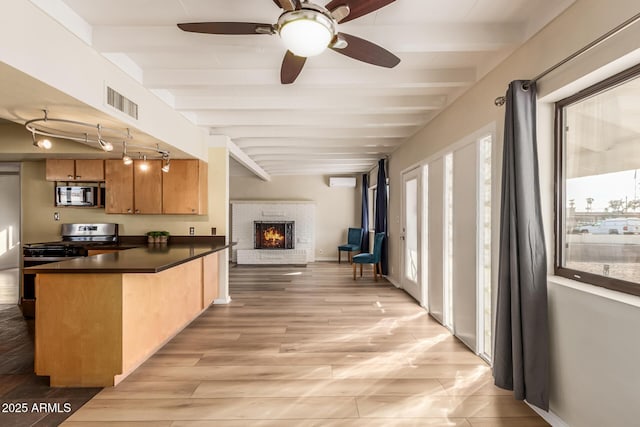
[401,168,422,303]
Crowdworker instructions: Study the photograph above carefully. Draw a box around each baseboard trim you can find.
[385,275,402,289]
[526,402,569,427]
[316,257,338,262]
[214,296,232,305]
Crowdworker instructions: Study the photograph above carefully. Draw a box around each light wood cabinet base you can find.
[35,255,220,387]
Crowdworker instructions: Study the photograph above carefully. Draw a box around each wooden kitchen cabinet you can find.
[75,159,105,180]
[134,159,162,214]
[105,159,162,214]
[46,159,104,181]
[162,159,208,215]
[105,159,134,214]
[46,159,75,180]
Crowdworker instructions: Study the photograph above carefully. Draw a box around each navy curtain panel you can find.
[374,158,388,275]
[361,174,369,252]
[492,80,550,411]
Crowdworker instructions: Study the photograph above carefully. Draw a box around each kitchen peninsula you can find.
[25,242,232,387]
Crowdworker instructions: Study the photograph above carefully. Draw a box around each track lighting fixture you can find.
[161,157,171,173]
[122,141,132,165]
[139,154,149,172]
[96,126,114,152]
[25,110,169,160]
[31,131,52,149]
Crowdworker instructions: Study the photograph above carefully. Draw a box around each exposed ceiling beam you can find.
[212,126,418,139]
[233,137,405,148]
[262,165,376,174]
[176,95,446,112]
[250,153,383,161]
[166,84,462,98]
[194,111,434,128]
[144,68,476,88]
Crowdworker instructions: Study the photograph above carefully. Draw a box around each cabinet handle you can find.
[127,208,132,213]
[67,175,73,179]
[191,208,196,213]
[135,209,140,214]
[75,175,81,179]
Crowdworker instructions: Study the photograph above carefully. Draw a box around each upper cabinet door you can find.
[162,159,208,215]
[74,160,104,181]
[45,159,75,181]
[134,159,162,214]
[45,159,105,181]
[105,160,134,214]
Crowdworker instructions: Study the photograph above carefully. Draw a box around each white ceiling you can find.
[34,0,574,176]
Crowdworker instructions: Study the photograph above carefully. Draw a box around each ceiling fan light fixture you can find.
[278,10,335,57]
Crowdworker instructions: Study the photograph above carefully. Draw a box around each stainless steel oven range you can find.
[21,223,119,317]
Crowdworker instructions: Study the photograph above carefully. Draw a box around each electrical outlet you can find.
[189,227,195,235]
[53,212,60,221]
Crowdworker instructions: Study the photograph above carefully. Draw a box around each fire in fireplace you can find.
[254,221,294,249]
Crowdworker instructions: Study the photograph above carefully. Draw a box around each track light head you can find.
[37,139,53,149]
[161,157,171,173]
[31,132,52,149]
[99,139,114,152]
[139,154,149,171]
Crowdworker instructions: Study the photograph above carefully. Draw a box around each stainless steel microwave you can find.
[55,186,98,206]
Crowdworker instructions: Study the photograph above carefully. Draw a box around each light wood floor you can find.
[64,262,548,426]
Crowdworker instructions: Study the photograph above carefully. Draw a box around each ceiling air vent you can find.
[106,86,138,120]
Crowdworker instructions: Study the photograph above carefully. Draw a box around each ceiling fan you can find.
[177,0,400,84]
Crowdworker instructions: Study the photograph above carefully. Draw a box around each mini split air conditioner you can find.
[329,177,356,188]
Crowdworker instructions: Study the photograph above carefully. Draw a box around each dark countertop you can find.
[24,242,233,274]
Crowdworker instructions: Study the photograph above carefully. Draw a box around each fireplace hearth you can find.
[254,221,294,249]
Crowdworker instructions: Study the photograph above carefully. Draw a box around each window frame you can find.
[554,62,640,297]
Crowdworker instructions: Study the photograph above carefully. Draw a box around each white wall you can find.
[0,0,208,160]
[229,175,360,260]
[387,0,640,425]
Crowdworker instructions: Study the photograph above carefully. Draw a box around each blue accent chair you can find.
[353,232,385,281]
[338,227,364,264]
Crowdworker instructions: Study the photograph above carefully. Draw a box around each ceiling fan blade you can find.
[325,0,395,23]
[281,51,307,84]
[177,22,275,35]
[272,0,299,10]
[331,33,400,68]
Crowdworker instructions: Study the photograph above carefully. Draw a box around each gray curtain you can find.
[374,159,388,274]
[361,174,369,251]
[493,80,550,411]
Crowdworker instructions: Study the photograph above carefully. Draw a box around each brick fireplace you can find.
[231,201,315,265]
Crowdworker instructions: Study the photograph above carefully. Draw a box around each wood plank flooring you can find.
[0,304,101,427]
[63,262,548,426]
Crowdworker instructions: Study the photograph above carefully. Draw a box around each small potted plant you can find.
[158,231,170,244]
[147,231,160,244]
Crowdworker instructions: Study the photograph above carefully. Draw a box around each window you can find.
[443,153,454,329]
[555,63,640,297]
[478,135,492,359]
